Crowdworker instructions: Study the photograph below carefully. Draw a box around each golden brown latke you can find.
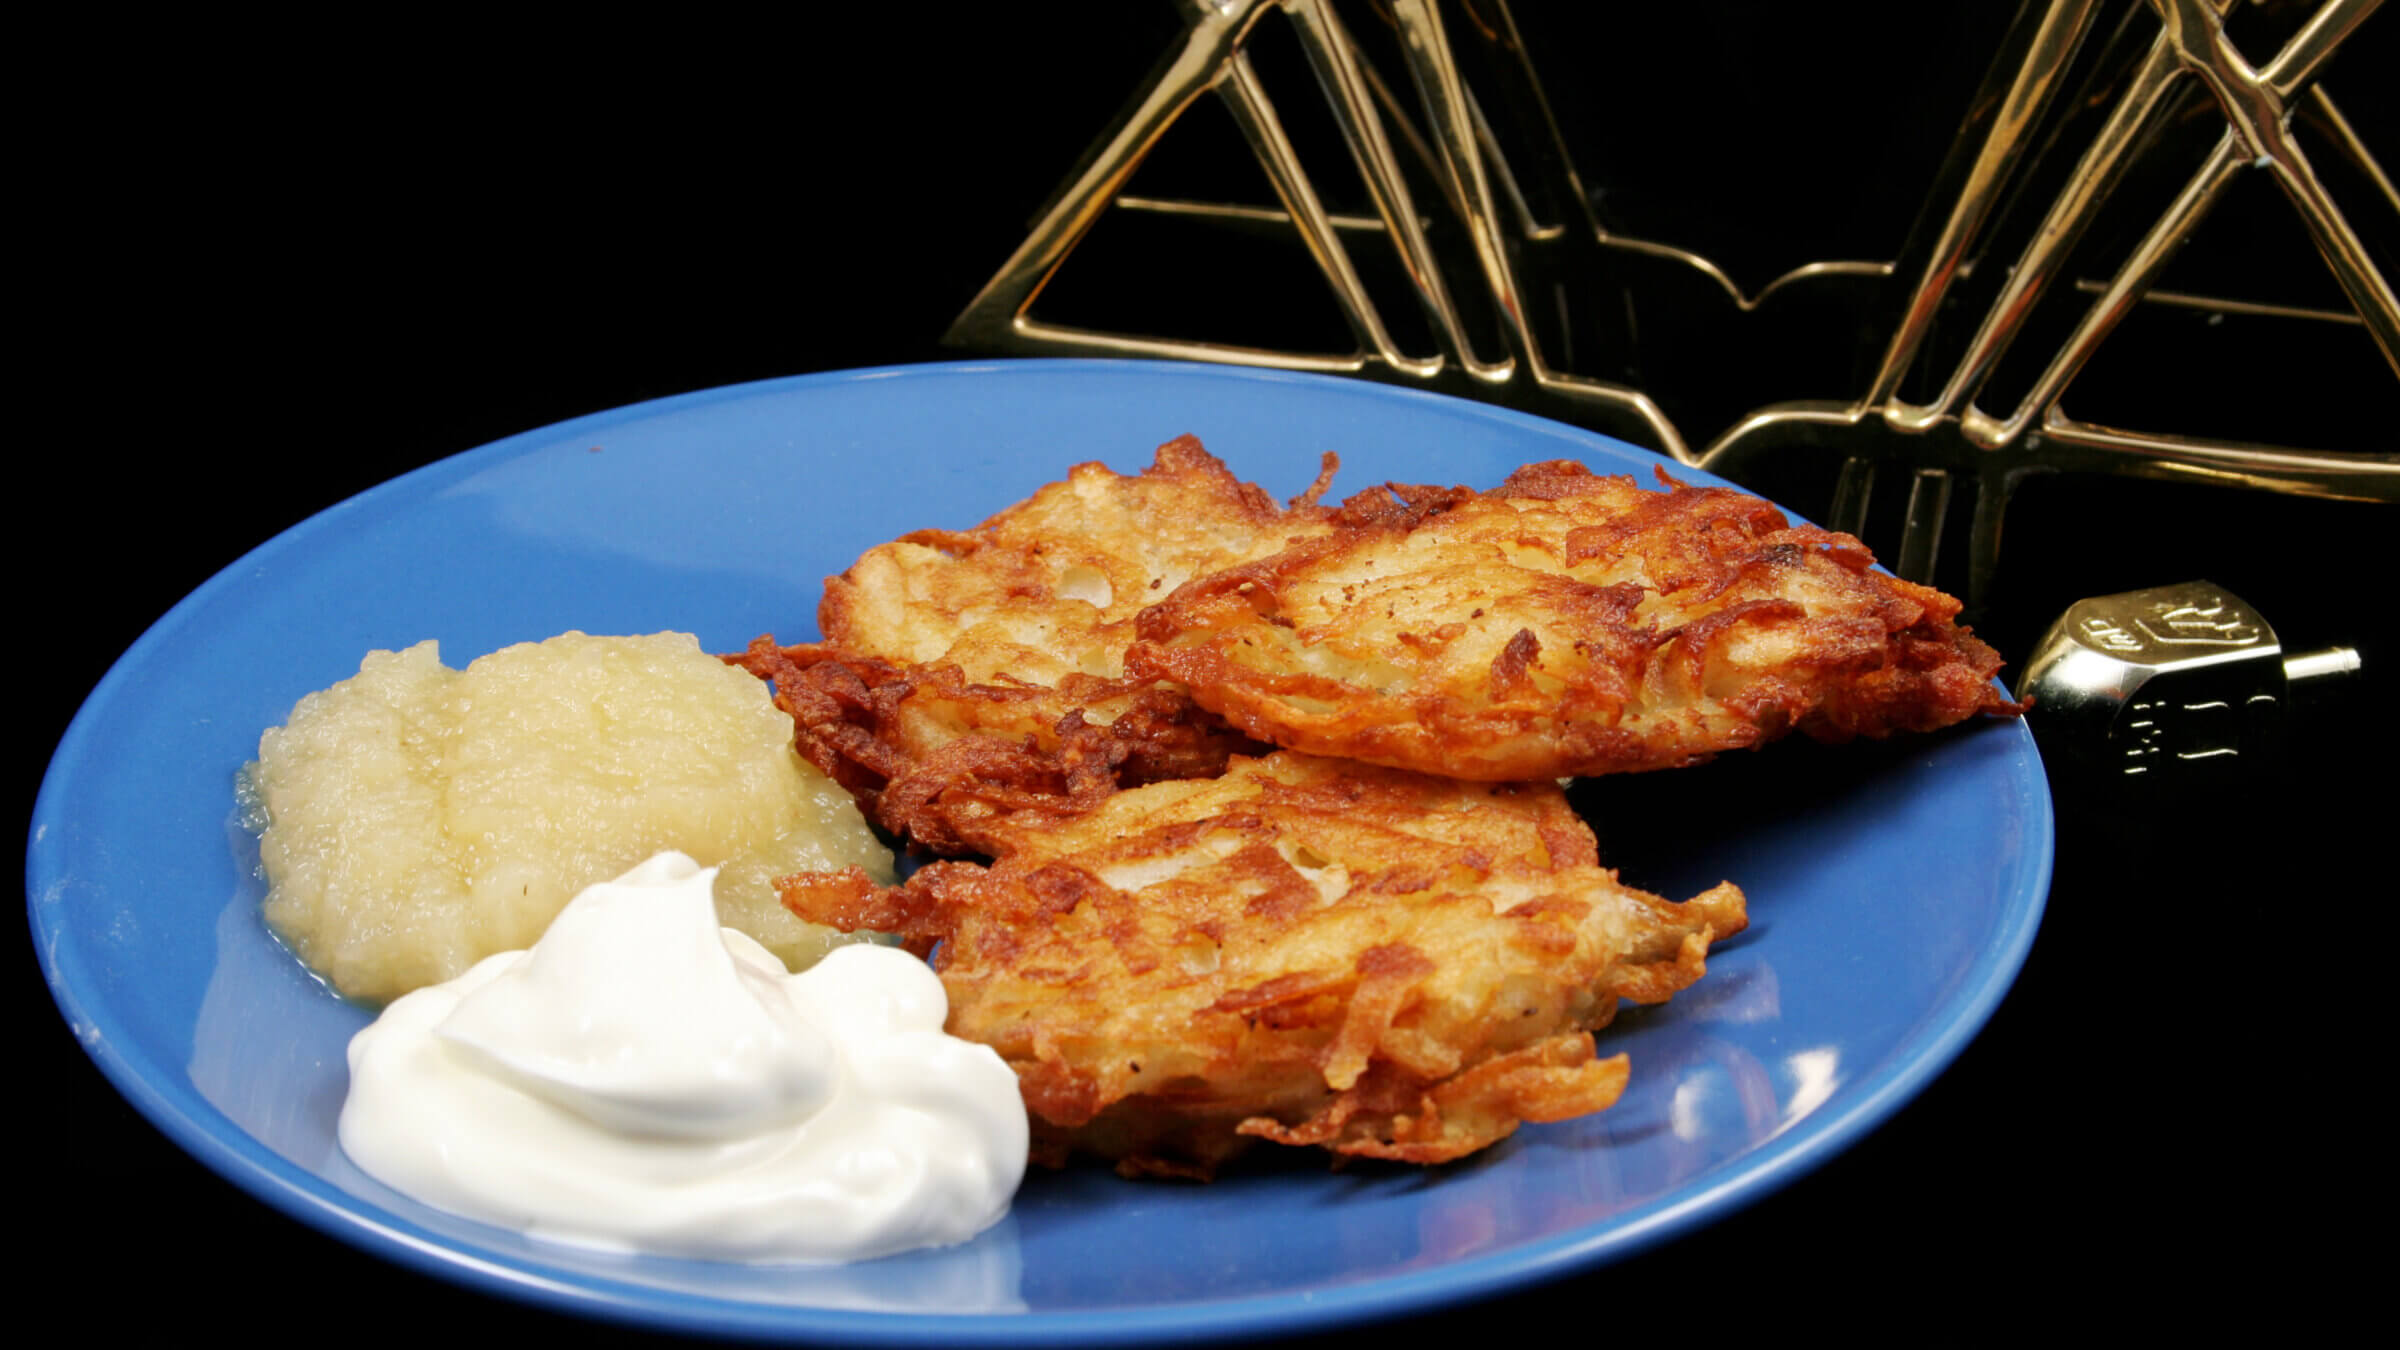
[732,437,1336,851]
[728,638,1254,855]
[1125,461,2023,781]
[779,751,1746,1177]
[819,433,1336,675]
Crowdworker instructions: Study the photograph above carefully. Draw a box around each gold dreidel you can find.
[2018,580,2360,782]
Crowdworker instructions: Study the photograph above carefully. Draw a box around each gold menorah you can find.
[946,0,2396,608]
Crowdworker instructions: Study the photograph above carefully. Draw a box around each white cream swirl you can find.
[337,851,1026,1263]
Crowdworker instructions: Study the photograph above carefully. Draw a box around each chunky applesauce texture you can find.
[244,631,895,1004]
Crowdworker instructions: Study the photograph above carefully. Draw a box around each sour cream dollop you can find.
[337,851,1027,1263]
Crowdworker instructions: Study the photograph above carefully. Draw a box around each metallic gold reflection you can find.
[945,0,2396,605]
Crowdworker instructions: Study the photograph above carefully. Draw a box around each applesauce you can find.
[246,631,893,1003]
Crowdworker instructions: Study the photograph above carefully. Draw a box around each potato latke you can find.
[750,437,2016,1175]
[779,751,1745,1176]
[1126,461,2022,780]
[733,436,1334,851]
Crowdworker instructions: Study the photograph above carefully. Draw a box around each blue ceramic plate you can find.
[31,360,2049,1344]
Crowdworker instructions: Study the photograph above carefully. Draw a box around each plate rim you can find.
[30,357,2053,1345]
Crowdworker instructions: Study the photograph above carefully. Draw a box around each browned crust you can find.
[777,752,1746,1175]
[728,436,1335,853]
[1125,461,2023,780]
[731,443,2017,1180]
[727,636,1260,855]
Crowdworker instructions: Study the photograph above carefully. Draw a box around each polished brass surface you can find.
[944,1,2396,606]
[2019,579,2358,778]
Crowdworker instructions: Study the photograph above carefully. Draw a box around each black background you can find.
[23,5,2387,1340]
